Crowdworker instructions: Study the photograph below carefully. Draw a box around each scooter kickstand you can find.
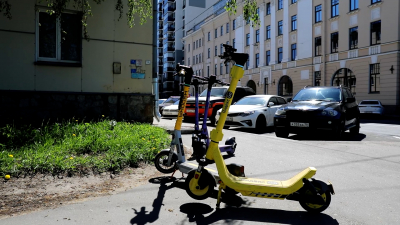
[170,169,177,178]
[216,184,223,209]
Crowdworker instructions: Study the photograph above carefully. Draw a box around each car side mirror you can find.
[346,97,355,103]
[268,102,275,107]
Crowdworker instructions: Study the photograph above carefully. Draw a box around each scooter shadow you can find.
[179,202,339,225]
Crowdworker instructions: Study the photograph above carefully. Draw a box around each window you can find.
[215,29,217,38]
[266,50,271,65]
[246,59,249,70]
[314,71,321,86]
[196,55,198,64]
[291,15,297,31]
[291,43,297,61]
[37,11,82,63]
[331,32,339,53]
[291,0,297,3]
[215,64,217,75]
[220,63,223,75]
[256,7,259,16]
[220,44,223,55]
[255,53,259,68]
[349,27,358,49]
[193,42,195,50]
[208,48,210,58]
[246,33,250,46]
[196,40,198,49]
[221,26,223,36]
[193,56,195,64]
[278,21,283,36]
[207,65,210,77]
[278,0,283,10]
[256,29,260,43]
[188,44,190,52]
[246,18,250,25]
[278,47,283,63]
[370,63,380,93]
[371,0,381,4]
[208,32,210,41]
[315,37,322,56]
[199,38,201,47]
[233,19,236,30]
[266,3,271,15]
[215,46,217,56]
[233,38,236,48]
[350,0,358,11]
[331,0,339,17]
[371,20,381,45]
[226,23,229,33]
[266,25,271,39]
[315,5,322,23]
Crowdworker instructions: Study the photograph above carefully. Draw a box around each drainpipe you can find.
[153,0,161,122]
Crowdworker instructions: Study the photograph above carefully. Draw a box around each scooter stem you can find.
[174,64,193,131]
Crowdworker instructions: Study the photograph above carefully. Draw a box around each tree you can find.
[225,0,260,27]
[0,0,152,39]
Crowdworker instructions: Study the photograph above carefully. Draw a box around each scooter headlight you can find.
[239,111,255,117]
[275,108,287,115]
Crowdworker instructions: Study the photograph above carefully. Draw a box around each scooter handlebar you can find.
[219,44,248,67]
[175,63,194,85]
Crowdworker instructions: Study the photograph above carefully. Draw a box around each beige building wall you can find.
[0,0,154,94]
[183,0,400,114]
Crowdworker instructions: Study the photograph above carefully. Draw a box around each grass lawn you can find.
[0,118,170,179]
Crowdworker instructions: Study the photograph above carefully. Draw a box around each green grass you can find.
[0,118,170,178]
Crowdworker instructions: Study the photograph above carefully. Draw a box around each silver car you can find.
[358,100,384,116]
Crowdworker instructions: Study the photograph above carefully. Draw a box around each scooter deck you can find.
[178,161,220,181]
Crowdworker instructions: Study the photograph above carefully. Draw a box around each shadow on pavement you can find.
[288,132,366,141]
[179,202,339,225]
[360,116,400,125]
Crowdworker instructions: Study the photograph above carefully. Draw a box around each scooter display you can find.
[184,44,335,213]
[190,75,236,160]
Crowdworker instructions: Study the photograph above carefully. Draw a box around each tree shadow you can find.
[179,202,339,225]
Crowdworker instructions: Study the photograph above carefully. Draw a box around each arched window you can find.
[278,76,293,96]
[246,80,257,93]
[331,68,356,95]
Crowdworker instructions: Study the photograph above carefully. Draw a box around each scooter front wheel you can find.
[185,171,214,200]
[299,186,331,213]
[154,151,177,174]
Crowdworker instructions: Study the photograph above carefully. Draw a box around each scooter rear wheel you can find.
[154,151,177,174]
[185,171,214,200]
[299,186,331,213]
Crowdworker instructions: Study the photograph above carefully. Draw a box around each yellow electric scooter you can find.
[185,44,335,213]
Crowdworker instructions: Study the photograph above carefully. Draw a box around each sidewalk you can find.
[152,117,195,134]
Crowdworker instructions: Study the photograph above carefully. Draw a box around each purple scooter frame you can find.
[190,75,236,159]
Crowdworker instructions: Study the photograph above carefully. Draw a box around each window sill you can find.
[34,61,82,67]
[328,16,340,21]
[314,21,323,26]
[368,2,383,8]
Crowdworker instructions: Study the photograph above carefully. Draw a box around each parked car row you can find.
[160,85,386,140]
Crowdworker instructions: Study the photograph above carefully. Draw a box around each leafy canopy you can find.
[225,0,260,27]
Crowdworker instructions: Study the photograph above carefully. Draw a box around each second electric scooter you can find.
[184,44,335,213]
[190,75,236,160]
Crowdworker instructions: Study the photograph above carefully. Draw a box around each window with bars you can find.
[331,32,339,53]
[371,20,381,45]
[349,26,358,49]
[315,37,322,56]
[331,0,339,17]
[370,63,380,93]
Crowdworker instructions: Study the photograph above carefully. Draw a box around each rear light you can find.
[195,174,199,179]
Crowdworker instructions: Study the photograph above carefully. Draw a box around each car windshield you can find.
[292,88,342,102]
[235,97,268,106]
[158,99,166,104]
[199,88,227,97]
[360,100,379,105]
[164,98,179,104]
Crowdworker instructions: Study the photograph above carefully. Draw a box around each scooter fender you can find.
[311,178,335,195]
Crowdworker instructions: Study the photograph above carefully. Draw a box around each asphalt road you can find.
[2,117,400,225]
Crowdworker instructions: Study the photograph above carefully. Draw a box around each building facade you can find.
[0,0,156,125]
[183,0,400,115]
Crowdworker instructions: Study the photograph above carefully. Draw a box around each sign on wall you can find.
[130,59,146,79]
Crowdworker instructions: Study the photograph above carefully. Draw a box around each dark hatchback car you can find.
[274,86,360,139]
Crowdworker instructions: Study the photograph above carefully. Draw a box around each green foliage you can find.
[0,118,170,177]
[0,0,152,39]
[225,0,260,27]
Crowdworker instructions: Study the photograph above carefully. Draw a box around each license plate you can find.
[290,122,309,127]
[226,117,233,121]
[187,109,195,113]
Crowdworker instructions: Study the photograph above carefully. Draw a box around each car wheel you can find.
[275,127,289,138]
[350,118,360,135]
[334,121,344,140]
[255,116,266,133]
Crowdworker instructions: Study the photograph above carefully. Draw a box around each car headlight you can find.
[275,108,286,115]
[239,111,255,117]
[321,110,338,116]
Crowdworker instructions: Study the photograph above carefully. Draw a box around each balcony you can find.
[158,61,163,66]
[163,66,175,72]
[348,49,358,58]
[313,56,322,64]
[164,15,175,22]
[158,42,163,47]
[163,46,175,52]
[158,67,163,74]
[329,53,338,61]
[165,57,175,62]
[369,45,381,55]
[287,61,296,68]
[158,51,163,57]
[163,25,175,32]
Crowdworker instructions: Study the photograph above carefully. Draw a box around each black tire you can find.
[334,120,344,140]
[154,151,177,174]
[299,184,332,213]
[275,127,289,138]
[255,116,267,133]
[185,171,214,200]
[350,118,360,135]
